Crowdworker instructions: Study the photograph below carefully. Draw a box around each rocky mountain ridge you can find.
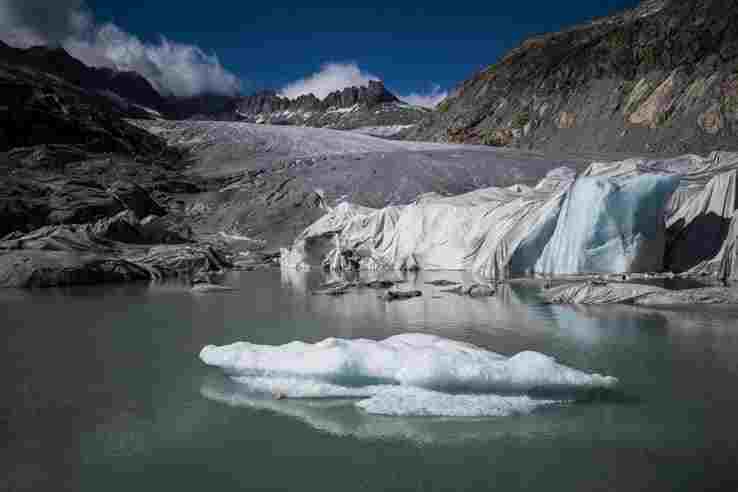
[0,42,427,132]
[232,80,429,133]
[407,0,738,155]
[0,41,167,117]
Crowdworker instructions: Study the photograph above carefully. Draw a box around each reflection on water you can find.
[200,375,580,445]
[279,268,553,341]
[3,268,738,491]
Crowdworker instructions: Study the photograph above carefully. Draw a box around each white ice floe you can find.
[200,333,617,417]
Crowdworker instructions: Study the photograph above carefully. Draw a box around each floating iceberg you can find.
[200,333,617,417]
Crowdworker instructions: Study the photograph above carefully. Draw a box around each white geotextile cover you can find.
[281,174,572,276]
[281,152,738,278]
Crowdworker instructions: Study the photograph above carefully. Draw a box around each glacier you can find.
[535,174,679,274]
[281,151,738,279]
[200,333,617,418]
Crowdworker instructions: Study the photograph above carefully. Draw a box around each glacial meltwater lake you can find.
[2,269,738,491]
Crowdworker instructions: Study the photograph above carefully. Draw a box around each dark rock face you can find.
[0,43,243,288]
[237,81,398,117]
[408,0,738,155]
[0,250,151,288]
[0,219,231,287]
[107,180,167,219]
[127,244,231,278]
[0,177,126,237]
[46,180,125,225]
[0,172,178,238]
[0,58,172,155]
[0,42,167,119]
[0,41,425,130]
[0,43,165,110]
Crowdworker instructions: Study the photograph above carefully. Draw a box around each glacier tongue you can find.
[200,333,617,417]
[280,151,738,279]
[535,174,679,275]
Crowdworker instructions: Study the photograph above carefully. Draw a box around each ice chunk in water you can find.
[200,334,616,417]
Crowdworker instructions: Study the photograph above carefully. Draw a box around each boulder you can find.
[382,290,422,301]
[425,280,459,286]
[466,284,496,297]
[360,280,397,289]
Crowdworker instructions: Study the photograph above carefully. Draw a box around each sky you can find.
[0,0,642,104]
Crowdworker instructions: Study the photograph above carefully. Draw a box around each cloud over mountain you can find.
[280,62,380,100]
[0,0,241,97]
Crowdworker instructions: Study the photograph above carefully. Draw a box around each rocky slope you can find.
[0,41,167,117]
[407,0,738,155]
[0,52,238,288]
[0,42,430,133]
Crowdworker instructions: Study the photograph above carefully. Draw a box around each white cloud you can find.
[0,0,241,97]
[0,0,86,47]
[65,24,241,97]
[280,62,380,100]
[400,84,448,109]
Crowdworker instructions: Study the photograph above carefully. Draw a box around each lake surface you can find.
[2,269,738,491]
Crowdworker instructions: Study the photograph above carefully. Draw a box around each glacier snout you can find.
[536,174,680,275]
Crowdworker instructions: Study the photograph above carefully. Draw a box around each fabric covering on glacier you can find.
[200,333,617,417]
[281,151,738,279]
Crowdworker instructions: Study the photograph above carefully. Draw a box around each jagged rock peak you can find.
[238,80,399,115]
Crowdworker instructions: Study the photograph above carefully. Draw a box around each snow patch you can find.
[327,104,360,114]
[351,125,417,137]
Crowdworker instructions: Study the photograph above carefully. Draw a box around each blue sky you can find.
[2,0,641,99]
[87,0,640,96]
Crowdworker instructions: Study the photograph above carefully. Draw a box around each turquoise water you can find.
[2,270,738,491]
